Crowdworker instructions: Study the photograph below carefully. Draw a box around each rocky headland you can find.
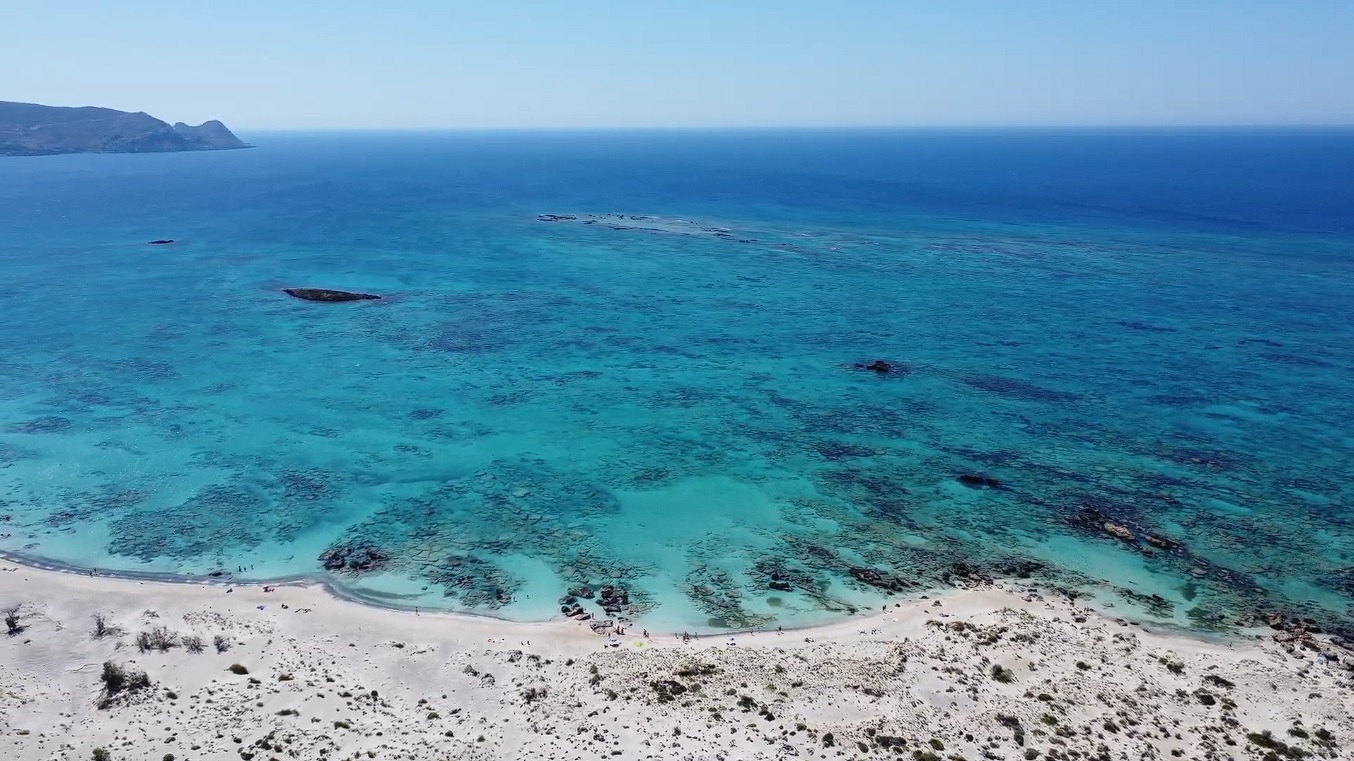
[0,101,248,157]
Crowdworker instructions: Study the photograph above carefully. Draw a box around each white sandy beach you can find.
[2,559,1351,761]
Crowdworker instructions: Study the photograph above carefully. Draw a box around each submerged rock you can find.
[283,288,381,302]
[1144,533,1179,551]
[848,566,911,593]
[957,474,1002,489]
[597,585,631,615]
[537,214,577,222]
[853,359,906,375]
[319,541,390,574]
[147,239,175,245]
[1103,522,1137,542]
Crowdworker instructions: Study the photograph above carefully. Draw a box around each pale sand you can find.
[2,560,1351,761]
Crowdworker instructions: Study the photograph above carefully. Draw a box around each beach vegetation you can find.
[91,613,122,639]
[228,664,249,675]
[521,686,547,704]
[182,635,204,653]
[675,661,718,678]
[136,626,177,653]
[821,732,835,747]
[91,749,110,761]
[333,720,351,729]
[97,660,151,709]
[929,738,945,750]
[990,664,1016,683]
[4,605,22,636]
[1203,673,1235,689]
[213,634,231,653]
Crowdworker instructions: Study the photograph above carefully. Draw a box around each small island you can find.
[0,101,248,157]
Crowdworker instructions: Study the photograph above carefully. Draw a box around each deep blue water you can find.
[1,129,1352,631]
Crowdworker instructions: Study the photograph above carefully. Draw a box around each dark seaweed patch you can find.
[1259,352,1334,368]
[425,554,520,609]
[812,441,879,461]
[6,416,74,434]
[1117,320,1177,333]
[961,374,1080,402]
[107,484,272,561]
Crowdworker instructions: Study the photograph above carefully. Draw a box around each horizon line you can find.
[230,123,1354,133]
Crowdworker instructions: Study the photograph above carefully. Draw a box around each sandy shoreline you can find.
[3,558,1351,761]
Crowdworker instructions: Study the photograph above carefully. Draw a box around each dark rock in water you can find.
[319,542,390,573]
[946,561,995,585]
[147,239,175,245]
[568,585,594,599]
[848,567,911,593]
[957,474,1001,489]
[1103,522,1136,542]
[596,584,631,615]
[769,580,792,592]
[537,214,577,222]
[1145,533,1179,551]
[992,558,1046,579]
[853,359,906,375]
[284,288,381,302]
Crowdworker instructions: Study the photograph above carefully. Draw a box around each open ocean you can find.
[1,129,1352,632]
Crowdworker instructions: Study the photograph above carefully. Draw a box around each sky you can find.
[4,1,1353,129]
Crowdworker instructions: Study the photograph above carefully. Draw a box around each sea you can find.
[1,129,1351,632]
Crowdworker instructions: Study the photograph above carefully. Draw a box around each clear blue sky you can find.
[5,1,1353,129]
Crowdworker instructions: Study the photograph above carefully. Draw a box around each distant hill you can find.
[0,101,248,157]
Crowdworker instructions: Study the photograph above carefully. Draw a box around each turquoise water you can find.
[1,130,1352,632]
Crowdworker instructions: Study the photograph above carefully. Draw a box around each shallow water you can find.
[1,130,1352,631]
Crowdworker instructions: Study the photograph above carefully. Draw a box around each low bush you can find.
[4,606,22,636]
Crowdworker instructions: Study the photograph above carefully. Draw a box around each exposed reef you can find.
[283,288,382,302]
